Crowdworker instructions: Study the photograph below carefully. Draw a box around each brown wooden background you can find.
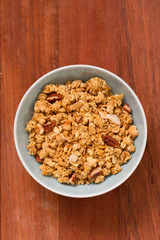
[1,0,160,239]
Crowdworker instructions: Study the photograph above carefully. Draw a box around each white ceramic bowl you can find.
[14,65,147,198]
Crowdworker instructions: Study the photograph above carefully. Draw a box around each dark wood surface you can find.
[1,1,160,239]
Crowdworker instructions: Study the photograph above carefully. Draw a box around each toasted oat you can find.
[35,124,44,134]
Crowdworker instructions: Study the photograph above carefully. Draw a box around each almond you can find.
[123,103,132,113]
[47,93,63,103]
[112,155,118,164]
[106,114,121,125]
[99,111,121,125]
[69,173,77,185]
[69,155,79,167]
[88,167,102,180]
[70,100,84,111]
[99,111,108,118]
[69,155,78,162]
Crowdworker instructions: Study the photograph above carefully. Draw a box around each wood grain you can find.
[1,1,60,240]
[1,0,160,240]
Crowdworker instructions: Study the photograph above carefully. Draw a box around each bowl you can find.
[14,65,147,198]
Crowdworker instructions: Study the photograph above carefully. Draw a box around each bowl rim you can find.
[14,64,147,198]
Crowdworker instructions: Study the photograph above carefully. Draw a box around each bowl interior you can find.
[14,65,147,198]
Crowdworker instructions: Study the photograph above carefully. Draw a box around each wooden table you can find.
[1,1,160,239]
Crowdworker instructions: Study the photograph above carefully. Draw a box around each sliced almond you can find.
[99,111,108,119]
[69,173,77,185]
[112,155,118,164]
[123,103,132,113]
[70,162,79,167]
[70,100,84,111]
[99,111,121,125]
[106,114,121,125]
[69,155,78,162]
[69,155,79,167]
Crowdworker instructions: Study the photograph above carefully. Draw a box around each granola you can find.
[26,77,138,185]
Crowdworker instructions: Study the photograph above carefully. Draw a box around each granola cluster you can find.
[26,77,138,185]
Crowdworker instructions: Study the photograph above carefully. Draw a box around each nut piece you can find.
[69,155,79,167]
[44,121,56,133]
[123,103,132,113]
[69,155,78,162]
[88,166,102,180]
[35,124,44,134]
[47,93,63,103]
[102,134,120,147]
[70,100,84,110]
[106,114,121,125]
[69,173,77,185]
[35,154,43,163]
[99,111,108,119]
[99,111,121,125]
